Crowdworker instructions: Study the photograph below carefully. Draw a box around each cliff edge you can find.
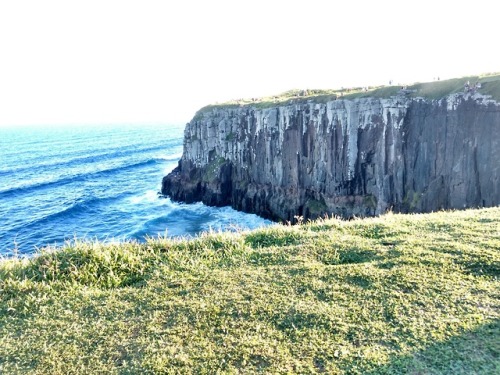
[162,76,500,221]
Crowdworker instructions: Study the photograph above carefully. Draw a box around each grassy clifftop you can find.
[1,207,499,373]
[194,73,500,119]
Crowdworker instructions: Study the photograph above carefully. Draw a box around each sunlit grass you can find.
[193,74,500,120]
[1,207,499,373]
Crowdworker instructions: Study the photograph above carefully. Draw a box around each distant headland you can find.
[162,73,500,221]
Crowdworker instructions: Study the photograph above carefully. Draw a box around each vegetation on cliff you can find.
[193,73,500,119]
[1,207,498,373]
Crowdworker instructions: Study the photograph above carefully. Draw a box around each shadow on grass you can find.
[244,229,306,248]
[247,250,294,266]
[422,245,499,279]
[365,319,499,375]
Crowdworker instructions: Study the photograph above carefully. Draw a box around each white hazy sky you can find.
[0,0,498,127]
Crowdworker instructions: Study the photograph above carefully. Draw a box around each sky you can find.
[0,0,498,127]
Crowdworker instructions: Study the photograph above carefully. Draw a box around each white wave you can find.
[127,190,162,205]
[163,164,179,175]
[155,152,183,161]
[200,206,272,232]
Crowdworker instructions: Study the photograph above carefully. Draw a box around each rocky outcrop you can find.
[162,92,500,222]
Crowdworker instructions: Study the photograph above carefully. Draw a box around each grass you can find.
[1,207,499,374]
[407,73,500,100]
[193,73,500,120]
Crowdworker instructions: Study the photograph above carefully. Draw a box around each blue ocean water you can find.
[0,124,271,256]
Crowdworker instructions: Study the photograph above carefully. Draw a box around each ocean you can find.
[0,124,271,256]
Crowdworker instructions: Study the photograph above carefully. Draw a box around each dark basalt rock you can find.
[162,93,500,222]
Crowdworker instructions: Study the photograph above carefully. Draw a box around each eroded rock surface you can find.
[162,93,500,221]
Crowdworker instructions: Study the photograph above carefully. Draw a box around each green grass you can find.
[192,73,500,120]
[1,207,499,374]
[478,74,500,100]
[405,73,500,100]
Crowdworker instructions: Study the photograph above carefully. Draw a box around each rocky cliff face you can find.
[162,92,500,221]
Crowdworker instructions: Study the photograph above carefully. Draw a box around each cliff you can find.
[162,80,500,222]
